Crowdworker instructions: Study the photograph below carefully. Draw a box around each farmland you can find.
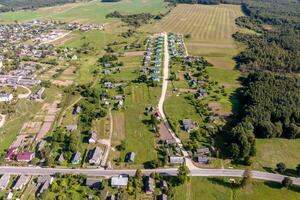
[174,177,300,200]
[0,0,168,24]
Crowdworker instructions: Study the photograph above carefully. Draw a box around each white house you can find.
[0,93,13,102]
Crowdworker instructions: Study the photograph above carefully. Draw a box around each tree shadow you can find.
[264,181,282,189]
[262,167,275,173]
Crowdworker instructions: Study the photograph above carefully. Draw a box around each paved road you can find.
[0,166,299,185]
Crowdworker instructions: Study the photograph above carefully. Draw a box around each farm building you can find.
[36,176,53,197]
[85,178,102,189]
[16,152,35,162]
[0,93,13,102]
[144,176,154,194]
[169,156,184,164]
[89,146,103,165]
[12,175,29,190]
[125,152,135,163]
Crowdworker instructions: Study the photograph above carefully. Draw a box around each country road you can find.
[157,32,196,170]
[0,166,299,185]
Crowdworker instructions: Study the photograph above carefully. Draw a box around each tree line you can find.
[225,71,300,163]
[0,0,77,12]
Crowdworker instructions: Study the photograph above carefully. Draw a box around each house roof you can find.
[145,177,154,193]
[111,175,128,187]
[86,178,101,188]
[16,152,34,161]
[13,175,29,190]
[169,156,184,164]
[0,174,10,189]
[72,151,81,162]
[89,146,103,163]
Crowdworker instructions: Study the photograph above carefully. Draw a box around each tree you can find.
[296,164,300,176]
[177,161,190,185]
[240,169,252,188]
[131,169,143,196]
[282,177,293,188]
[276,162,286,174]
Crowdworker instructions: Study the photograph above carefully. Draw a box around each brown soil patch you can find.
[52,80,74,86]
[208,101,231,117]
[159,122,174,141]
[124,51,144,57]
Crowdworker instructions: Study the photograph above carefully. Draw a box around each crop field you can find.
[0,0,168,24]
[147,4,242,59]
[174,177,300,200]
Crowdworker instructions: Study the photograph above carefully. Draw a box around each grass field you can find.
[0,0,168,24]
[174,177,300,200]
[254,139,300,172]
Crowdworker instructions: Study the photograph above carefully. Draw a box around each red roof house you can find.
[16,152,35,162]
[5,147,17,161]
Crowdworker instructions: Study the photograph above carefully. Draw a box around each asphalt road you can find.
[0,166,299,185]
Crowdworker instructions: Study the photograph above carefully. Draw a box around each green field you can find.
[174,177,300,200]
[0,0,168,24]
[254,139,300,173]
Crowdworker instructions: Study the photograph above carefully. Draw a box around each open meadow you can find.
[174,177,300,200]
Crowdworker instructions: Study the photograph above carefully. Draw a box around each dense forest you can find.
[233,1,300,73]
[225,72,300,162]
[0,0,77,12]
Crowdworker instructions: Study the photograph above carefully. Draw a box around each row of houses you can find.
[0,174,53,198]
[141,35,164,82]
[168,33,186,58]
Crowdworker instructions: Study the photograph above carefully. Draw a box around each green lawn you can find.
[174,177,300,200]
[254,138,300,172]
[0,0,168,24]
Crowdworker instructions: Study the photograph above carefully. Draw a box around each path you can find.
[100,108,113,167]
[41,31,72,45]
[57,96,82,126]
[158,32,196,170]
[0,114,6,128]
[17,85,32,99]
[0,166,300,185]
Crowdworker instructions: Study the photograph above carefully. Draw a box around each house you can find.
[159,180,168,190]
[196,147,210,156]
[114,95,124,101]
[7,192,13,200]
[197,155,209,164]
[151,68,160,74]
[111,175,128,188]
[12,175,29,190]
[169,156,184,164]
[36,176,53,196]
[16,152,35,162]
[151,75,160,82]
[125,152,135,163]
[0,174,10,190]
[88,130,97,144]
[71,151,81,164]
[71,55,78,60]
[89,146,103,165]
[5,147,17,161]
[144,176,154,194]
[31,87,45,100]
[0,93,13,102]
[57,153,64,163]
[66,125,77,132]
[73,106,81,114]
[157,194,168,200]
[182,119,196,132]
[104,82,113,88]
[85,178,101,189]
